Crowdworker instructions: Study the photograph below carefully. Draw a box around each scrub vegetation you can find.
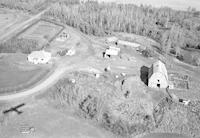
[46,72,200,138]
[0,38,41,54]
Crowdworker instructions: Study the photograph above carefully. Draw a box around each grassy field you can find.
[0,54,50,94]
[18,20,64,47]
[0,9,30,36]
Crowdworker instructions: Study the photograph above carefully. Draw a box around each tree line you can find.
[44,1,200,55]
[0,38,40,54]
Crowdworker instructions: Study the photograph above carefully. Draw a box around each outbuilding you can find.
[148,60,168,88]
[106,37,118,44]
[28,50,51,64]
[104,46,120,57]
[56,31,69,42]
[117,40,140,48]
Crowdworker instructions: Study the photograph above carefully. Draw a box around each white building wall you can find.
[148,60,168,89]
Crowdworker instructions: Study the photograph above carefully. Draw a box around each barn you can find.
[148,60,168,88]
[28,50,51,64]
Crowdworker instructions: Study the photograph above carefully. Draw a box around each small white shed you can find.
[148,60,168,88]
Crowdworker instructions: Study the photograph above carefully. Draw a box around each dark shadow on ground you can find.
[140,66,149,86]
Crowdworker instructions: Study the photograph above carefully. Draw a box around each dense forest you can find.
[43,1,200,56]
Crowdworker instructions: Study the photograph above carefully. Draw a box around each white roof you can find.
[151,60,168,80]
[106,37,118,42]
[109,46,120,51]
[28,50,51,59]
[105,46,120,56]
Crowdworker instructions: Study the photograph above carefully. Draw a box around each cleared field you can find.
[0,9,29,36]
[19,20,64,46]
[0,54,49,95]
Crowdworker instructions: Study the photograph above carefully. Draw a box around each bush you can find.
[192,55,200,66]
[101,112,129,136]
[141,47,155,58]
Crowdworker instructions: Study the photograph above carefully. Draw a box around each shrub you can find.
[101,112,129,136]
[192,54,200,66]
[141,47,155,58]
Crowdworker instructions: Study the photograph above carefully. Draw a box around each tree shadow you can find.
[140,66,149,86]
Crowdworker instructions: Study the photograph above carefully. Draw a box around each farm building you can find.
[56,31,69,42]
[106,37,118,43]
[104,46,120,57]
[148,60,168,88]
[28,50,51,64]
[117,40,140,48]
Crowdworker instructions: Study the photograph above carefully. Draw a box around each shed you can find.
[28,50,51,64]
[117,40,140,48]
[148,60,168,88]
[105,46,120,56]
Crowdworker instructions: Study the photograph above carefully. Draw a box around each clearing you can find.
[0,98,115,138]
[18,20,64,47]
[0,53,50,95]
[0,9,30,37]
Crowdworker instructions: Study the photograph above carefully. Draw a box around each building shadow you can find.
[140,66,149,86]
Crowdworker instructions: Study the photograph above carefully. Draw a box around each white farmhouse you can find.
[28,50,51,64]
[148,60,168,88]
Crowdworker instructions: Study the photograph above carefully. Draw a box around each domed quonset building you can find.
[148,60,168,89]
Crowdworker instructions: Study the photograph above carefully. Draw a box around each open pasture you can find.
[0,54,50,95]
[0,9,29,35]
[0,10,16,27]
[19,20,64,46]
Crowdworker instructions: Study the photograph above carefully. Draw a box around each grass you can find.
[0,0,48,14]
[18,20,64,46]
[0,59,49,94]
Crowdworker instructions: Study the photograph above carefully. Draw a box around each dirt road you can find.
[0,7,50,42]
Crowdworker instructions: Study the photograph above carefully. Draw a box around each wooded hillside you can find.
[44,1,200,55]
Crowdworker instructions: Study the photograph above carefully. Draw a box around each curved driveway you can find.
[0,23,96,101]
